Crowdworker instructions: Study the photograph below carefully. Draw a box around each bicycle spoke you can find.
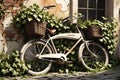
[79,42,108,71]
[21,40,53,75]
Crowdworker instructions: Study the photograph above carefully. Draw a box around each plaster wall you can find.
[0,0,24,53]
[113,0,120,21]
[23,0,70,18]
[0,0,70,53]
[113,0,120,59]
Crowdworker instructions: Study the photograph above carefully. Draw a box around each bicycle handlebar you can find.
[44,5,56,9]
[42,5,56,11]
[62,15,84,23]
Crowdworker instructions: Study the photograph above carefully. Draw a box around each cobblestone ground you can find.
[1,66,120,80]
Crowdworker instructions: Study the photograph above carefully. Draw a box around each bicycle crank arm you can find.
[36,53,67,61]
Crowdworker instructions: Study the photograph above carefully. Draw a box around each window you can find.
[78,0,105,20]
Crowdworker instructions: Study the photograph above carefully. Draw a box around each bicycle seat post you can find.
[76,25,81,33]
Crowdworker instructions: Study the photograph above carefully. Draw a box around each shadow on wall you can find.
[2,13,24,54]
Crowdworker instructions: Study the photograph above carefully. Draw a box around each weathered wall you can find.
[23,0,70,18]
[0,0,70,53]
[0,0,24,53]
[113,0,120,59]
[113,0,120,21]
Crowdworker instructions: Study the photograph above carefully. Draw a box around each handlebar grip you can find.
[48,5,56,8]
[62,16,71,23]
[44,5,56,9]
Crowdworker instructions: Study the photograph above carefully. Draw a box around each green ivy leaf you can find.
[12,63,17,68]
[9,67,14,72]
[28,17,33,22]
[12,70,19,76]
[33,14,37,18]
[5,62,10,68]
[36,18,41,22]
[1,69,8,75]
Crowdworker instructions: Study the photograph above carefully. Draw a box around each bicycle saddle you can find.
[47,28,56,35]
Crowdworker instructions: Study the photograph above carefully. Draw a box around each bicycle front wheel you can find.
[78,41,109,71]
[21,40,53,75]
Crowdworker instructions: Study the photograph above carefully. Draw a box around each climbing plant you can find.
[0,0,4,18]
[78,17,118,56]
[0,51,27,76]
[13,4,118,74]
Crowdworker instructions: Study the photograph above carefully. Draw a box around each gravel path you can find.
[1,66,120,80]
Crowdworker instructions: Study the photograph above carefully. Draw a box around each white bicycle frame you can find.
[37,27,86,62]
[49,33,83,56]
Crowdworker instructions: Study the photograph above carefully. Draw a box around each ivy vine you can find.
[13,4,118,74]
[0,51,27,76]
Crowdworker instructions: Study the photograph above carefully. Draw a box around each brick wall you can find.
[2,0,23,18]
[0,0,24,53]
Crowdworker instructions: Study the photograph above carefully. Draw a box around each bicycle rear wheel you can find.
[78,41,109,71]
[21,39,53,75]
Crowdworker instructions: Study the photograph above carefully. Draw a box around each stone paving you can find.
[1,66,120,80]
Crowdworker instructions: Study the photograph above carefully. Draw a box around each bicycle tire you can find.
[21,39,53,75]
[78,41,109,71]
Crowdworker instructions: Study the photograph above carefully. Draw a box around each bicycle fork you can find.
[85,41,98,58]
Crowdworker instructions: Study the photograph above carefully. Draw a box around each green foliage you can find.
[13,4,43,28]
[13,4,70,38]
[0,0,4,18]
[78,17,118,69]
[78,17,118,56]
[13,4,66,30]
[51,39,86,73]
[51,17,118,73]
[13,4,118,74]
[0,51,27,76]
[99,17,118,55]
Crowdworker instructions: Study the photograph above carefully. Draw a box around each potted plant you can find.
[86,19,103,39]
[78,19,103,39]
[13,4,47,37]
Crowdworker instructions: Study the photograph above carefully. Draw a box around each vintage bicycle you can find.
[20,5,109,75]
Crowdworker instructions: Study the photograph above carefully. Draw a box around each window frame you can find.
[78,0,105,20]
